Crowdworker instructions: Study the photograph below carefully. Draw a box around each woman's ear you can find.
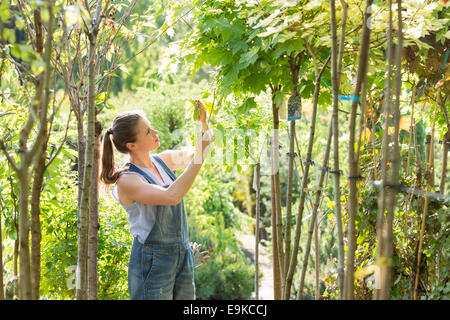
[126,142,135,152]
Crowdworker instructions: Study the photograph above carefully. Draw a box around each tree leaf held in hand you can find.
[191,99,200,122]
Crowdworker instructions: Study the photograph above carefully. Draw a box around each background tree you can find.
[0,0,55,300]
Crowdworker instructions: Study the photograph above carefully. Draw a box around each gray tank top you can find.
[112,156,174,244]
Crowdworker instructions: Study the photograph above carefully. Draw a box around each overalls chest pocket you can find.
[154,204,179,238]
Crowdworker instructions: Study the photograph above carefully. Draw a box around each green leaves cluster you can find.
[179,0,332,103]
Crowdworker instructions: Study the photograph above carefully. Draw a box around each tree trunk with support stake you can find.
[298,122,333,299]
[283,53,302,299]
[374,0,393,300]
[254,163,261,300]
[413,89,439,300]
[375,0,403,300]
[330,0,347,299]
[0,209,3,300]
[270,85,284,300]
[30,152,46,300]
[440,130,449,195]
[439,93,449,195]
[77,1,103,299]
[88,121,102,300]
[345,0,373,300]
[284,120,295,294]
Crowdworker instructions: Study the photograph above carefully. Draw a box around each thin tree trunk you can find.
[376,0,403,300]
[372,121,378,180]
[0,209,4,300]
[330,0,347,299]
[314,217,320,300]
[336,0,347,298]
[344,0,373,300]
[404,115,418,248]
[283,53,303,299]
[270,170,281,300]
[284,120,295,292]
[425,133,435,186]
[284,55,330,299]
[439,94,449,194]
[77,1,103,300]
[440,130,449,194]
[254,163,261,300]
[10,177,18,300]
[374,0,393,298]
[274,152,285,294]
[17,172,32,300]
[413,90,439,300]
[15,68,42,301]
[30,152,46,300]
[13,237,18,299]
[88,122,102,300]
[77,45,96,300]
[297,122,333,299]
[77,119,86,211]
[270,87,284,299]
[29,7,47,300]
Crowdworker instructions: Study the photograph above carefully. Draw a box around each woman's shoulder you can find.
[113,172,138,206]
[115,172,144,206]
[116,170,144,187]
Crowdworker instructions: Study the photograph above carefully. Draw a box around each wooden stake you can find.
[413,89,439,300]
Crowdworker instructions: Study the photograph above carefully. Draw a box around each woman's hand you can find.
[194,100,214,142]
[190,242,210,268]
[193,129,213,164]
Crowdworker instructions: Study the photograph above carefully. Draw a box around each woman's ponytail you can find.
[100,128,120,185]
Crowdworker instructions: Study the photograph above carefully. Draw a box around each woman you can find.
[100,102,213,300]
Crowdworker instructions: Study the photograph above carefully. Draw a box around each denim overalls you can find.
[125,155,195,300]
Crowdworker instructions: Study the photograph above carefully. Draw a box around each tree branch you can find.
[45,109,72,170]
[0,140,19,173]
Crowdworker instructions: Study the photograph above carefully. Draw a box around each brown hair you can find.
[100,110,146,185]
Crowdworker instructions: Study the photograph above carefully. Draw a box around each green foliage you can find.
[39,180,78,299]
[188,210,254,300]
[184,161,255,299]
[39,163,131,300]
[177,0,333,104]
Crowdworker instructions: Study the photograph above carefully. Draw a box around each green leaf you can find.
[61,148,78,160]
[191,100,200,122]
[31,58,46,75]
[238,47,259,68]
[273,38,304,58]
[96,92,107,103]
[11,44,21,59]
[238,97,257,115]
[274,91,284,108]
[230,40,248,56]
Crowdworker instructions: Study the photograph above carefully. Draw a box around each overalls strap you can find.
[152,155,177,182]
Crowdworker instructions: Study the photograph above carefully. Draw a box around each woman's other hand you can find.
[194,100,214,143]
